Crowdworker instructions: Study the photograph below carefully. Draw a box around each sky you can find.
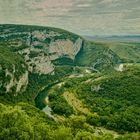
[0,0,140,36]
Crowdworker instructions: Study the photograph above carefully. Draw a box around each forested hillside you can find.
[0,24,140,139]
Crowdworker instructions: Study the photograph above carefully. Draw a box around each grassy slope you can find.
[75,41,140,71]
[63,92,96,116]
[105,41,140,63]
[73,64,140,132]
[75,41,120,71]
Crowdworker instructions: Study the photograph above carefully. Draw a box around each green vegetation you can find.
[29,51,39,58]
[0,24,80,43]
[75,41,120,71]
[63,65,140,133]
[0,46,25,73]
[48,87,74,117]
[53,57,74,65]
[0,45,26,103]
[106,41,140,63]
[0,24,140,139]
[1,102,139,140]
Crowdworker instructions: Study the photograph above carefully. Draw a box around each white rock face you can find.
[35,61,54,75]
[16,71,28,93]
[32,30,61,41]
[115,64,124,72]
[19,34,83,75]
[46,31,61,38]
[32,31,46,41]
[1,27,83,94]
[49,38,82,60]
[5,69,15,93]
[5,65,28,94]
[91,84,102,92]
[73,38,83,58]
[49,39,73,57]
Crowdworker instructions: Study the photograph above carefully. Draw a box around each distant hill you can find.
[84,35,140,42]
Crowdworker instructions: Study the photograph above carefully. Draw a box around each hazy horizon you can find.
[0,0,140,36]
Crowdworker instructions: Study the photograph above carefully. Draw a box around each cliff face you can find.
[18,37,82,74]
[0,50,28,95]
[5,67,28,94]
[0,25,83,94]
[0,25,83,75]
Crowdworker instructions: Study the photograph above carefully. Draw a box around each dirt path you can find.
[63,92,119,137]
[84,76,106,83]
[63,92,97,116]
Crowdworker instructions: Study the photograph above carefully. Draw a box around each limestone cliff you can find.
[0,25,83,94]
[0,25,83,75]
[1,64,28,95]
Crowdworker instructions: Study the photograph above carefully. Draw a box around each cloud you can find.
[77,4,91,8]
[100,0,114,4]
[0,0,140,35]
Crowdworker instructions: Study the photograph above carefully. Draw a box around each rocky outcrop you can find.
[4,65,28,94]
[0,25,83,94]
[91,84,102,92]
[5,68,15,93]
[16,71,28,93]
[115,64,124,72]
[17,30,83,75]
[49,38,83,60]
